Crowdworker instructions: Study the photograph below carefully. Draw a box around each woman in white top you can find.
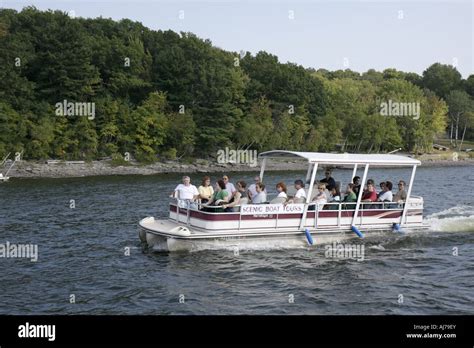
[270,182,288,204]
[312,184,328,206]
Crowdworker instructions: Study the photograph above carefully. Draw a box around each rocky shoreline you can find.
[5,157,474,179]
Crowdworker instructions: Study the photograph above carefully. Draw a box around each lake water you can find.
[0,166,473,314]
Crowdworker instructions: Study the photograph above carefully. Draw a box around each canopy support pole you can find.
[351,164,369,227]
[305,163,313,183]
[299,162,318,230]
[351,164,358,181]
[259,158,266,182]
[401,165,417,225]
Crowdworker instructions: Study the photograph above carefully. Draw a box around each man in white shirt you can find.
[294,180,307,200]
[377,181,393,202]
[287,179,306,204]
[171,176,199,208]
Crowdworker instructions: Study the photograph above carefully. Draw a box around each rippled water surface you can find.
[0,166,473,314]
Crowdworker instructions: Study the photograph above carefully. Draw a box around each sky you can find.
[2,0,473,77]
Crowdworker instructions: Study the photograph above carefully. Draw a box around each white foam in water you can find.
[425,205,474,232]
[369,245,386,251]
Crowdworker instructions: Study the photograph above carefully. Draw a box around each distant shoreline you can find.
[5,157,474,179]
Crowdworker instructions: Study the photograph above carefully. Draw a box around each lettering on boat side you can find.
[218,236,246,241]
[240,204,304,216]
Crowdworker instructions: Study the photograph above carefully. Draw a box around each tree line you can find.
[1,7,473,162]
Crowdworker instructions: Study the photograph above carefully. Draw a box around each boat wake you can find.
[425,205,474,232]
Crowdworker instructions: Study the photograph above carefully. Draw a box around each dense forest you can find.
[1,7,473,162]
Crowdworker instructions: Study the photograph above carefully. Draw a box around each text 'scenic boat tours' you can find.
[138,150,426,252]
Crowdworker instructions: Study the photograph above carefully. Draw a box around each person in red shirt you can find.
[362,183,377,202]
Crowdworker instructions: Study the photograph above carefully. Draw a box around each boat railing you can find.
[170,197,421,230]
[170,198,411,212]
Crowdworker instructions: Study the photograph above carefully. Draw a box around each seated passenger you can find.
[222,175,237,198]
[325,187,341,210]
[319,168,336,191]
[343,184,357,202]
[393,180,407,202]
[377,181,393,202]
[352,176,361,197]
[287,179,306,204]
[309,184,327,210]
[361,182,377,202]
[198,176,214,204]
[378,181,386,199]
[251,182,267,204]
[206,180,230,212]
[270,182,288,204]
[171,175,199,208]
[328,187,341,202]
[313,184,328,204]
[222,181,247,212]
[247,175,266,200]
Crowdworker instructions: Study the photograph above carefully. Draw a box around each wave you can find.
[425,205,474,232]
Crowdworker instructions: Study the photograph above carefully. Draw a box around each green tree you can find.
[131,91,169,162]
[235,97,273,150]
[421,63,462,99]
[164,111,197,158]
[445,90,474,148]
[0,102,27,155]
[464,75,474,98]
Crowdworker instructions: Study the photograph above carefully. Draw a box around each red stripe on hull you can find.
[170,204,421,221]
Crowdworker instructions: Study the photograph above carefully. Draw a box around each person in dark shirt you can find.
[352,176,361,197]
[378,181,386,199]
[320,169,336,191]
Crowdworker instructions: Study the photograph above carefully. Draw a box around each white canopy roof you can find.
[259,150,420,166]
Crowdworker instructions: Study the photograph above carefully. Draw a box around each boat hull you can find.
[138,217,427,252]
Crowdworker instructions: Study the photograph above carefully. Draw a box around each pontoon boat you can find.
[138,151,426,252]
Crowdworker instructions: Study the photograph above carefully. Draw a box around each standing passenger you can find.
[171,176,199,208]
